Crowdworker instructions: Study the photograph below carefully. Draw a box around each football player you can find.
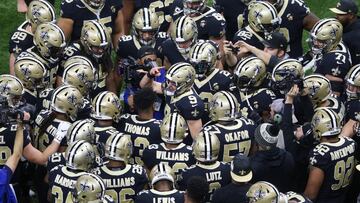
[342,64,360,138]
[116,8,167,60]
[72,173,115,203]
[57,0,122,45]
[160,15,198,67]
[189,41,232,122]
[135,163,185,203]
[91,91,122,145]
[308,18,352,96]
[171,0,226,40]
[232,56,276,122]
[265,0,319,58]
[142,112,196,174]
[203,91,256,162]
[17,22,66,88]
[304,108,356,203]
[141,62,204,139]
[9,0,56,74]
[176,132,231,202]
[57,20,117,95]
[117,88,162,165]
[93,132,149,203]
[49,140,96,202]
[246,181,284,203]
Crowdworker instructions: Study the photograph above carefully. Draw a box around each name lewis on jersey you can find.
[153,197,176,203]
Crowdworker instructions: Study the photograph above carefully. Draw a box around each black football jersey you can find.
[116,32,168,59]
[176,161,231,202]
[314,43,352,93]
[117,114,162,165]
[135,189,185,203]
[193,69,232,123]
[214,0,247,40]
[47,152,66,172]
[94,125,119,145]
[23,89,39,106]
[34,110,71,151]
[92,164,149,203]
[203,117,255,162]
[48,166,87,203]
[142,143,196,173]
[159,39,187,65]
[232,26,265,50]
[232,88,276,119]
[165,90,205,121]
[60,0,122,42]
[8,21,34,56]
[308,137,356,203]
[277,0,310,58]
[345,100,360,123]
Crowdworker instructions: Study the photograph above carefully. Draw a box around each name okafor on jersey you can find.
[309,137,356,203]
[193,68,232,122]
[92,164,149,203]
[232,88,276,119]
[165,90,205,122]
[8,21,34,56]
[232,26,265,50]
[116,32,168,60]
[47,152,66,172]
[34,110,71,151]
[142,143,196,174]
[177,161,231,202]
[60,0,122,42]
[314,42,352,93]
[276,0,310,58]
[159,39,187,65]
[48,166,87,203]
[214,0,247,40]
[135,189,185,203]
[203,117,256,162]
[117,114,162,166]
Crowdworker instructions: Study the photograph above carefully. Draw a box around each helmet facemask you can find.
[183,0,205,16]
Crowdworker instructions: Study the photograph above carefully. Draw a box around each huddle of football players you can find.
[3,0,360,202]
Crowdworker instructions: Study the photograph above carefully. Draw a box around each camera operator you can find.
[119,46,166,119]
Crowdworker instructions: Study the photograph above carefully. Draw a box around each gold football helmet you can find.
[62,63,96,96]
[304,74,332,107]
[105,132,133,163]
[209,91,239,122]
[233,56,267,92]
[164,62,196,96]
[311,107,341,141]
[246,181,280,203]
[63,55,95,71]
[248,1,281,34]
[271,59,304,94]
[132,8,160,46]
[161,112,188,144]
[83,0,105,9]
[189,40,218,78]
[72,173,106,203]
[66,119,96,145]
[149,163,175,187]
[183,0,206,16]
[0,74,24,108]
[81,20,111,59]
[309,18,343,55]
[51,85,84,121]
[345,64,360,100]
[27,0,56,33]
[286,191,310,203]
[193,131,220,162]
[14,56,48,90]
[170,16,198,55]
[65,140,95,171]
[34,22,66,63]
[91,91,122,122]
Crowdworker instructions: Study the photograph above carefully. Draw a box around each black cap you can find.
[254,123,279,148]
[137,46,156,59]
[230,154,253,182]
[262,32,288,51]
[205,16,226,38]
[330,0,358,15]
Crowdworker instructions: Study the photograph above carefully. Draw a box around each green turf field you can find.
[0,0,339,74]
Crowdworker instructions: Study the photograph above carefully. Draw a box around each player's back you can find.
[135,189,185,203]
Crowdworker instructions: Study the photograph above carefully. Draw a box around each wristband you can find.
[147,72,155,79]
